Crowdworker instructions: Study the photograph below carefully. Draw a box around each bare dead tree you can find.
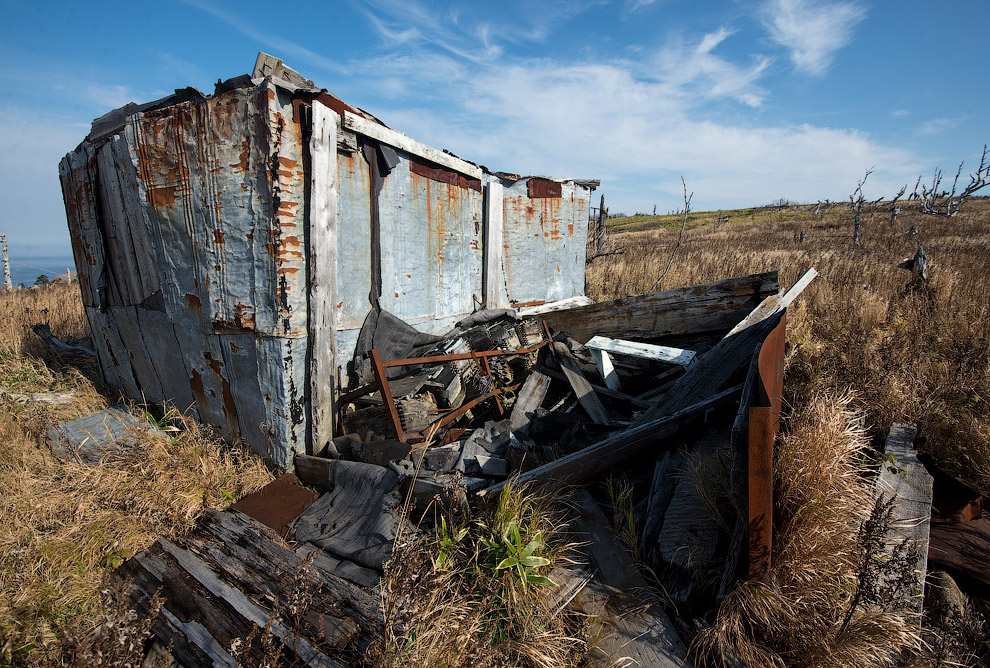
[886,185,907,223]
[917,145,990,216]
[654,177,691,290]
[849,168,874,247]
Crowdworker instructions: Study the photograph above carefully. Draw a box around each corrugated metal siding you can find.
[500,177,589,305]
[62,72,596,466]
[59,81,309,468]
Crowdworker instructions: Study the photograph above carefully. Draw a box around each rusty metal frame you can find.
[357,341,546,443]
[748,312,787,581]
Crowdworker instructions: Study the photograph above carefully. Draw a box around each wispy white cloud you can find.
[917,116,964,136]
[891,109,910,118]
[179,0,346,75]
[760,0,865,76]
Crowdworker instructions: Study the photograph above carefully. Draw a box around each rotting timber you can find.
[57,53,824,667]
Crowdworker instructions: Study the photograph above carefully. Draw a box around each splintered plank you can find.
[585,336,696,367]
[541,272,779,344]
[508,371,551,435]
[569,491,692,668]
[553,342,610,425]
[116,509,381,668]
[877,423,933,623]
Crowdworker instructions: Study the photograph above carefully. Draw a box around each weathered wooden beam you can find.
[479,384,741,497]
[342,111,482,179]
[483,181,507,308]
[588,347,620,390]
[568,491,692,667]
[516,295,594,317]
[508,371,551,435]
[586,336,696,367]
[540,271,779,344]
[877,423,933,624]
[553,342,610,425]
[308,101,339,456]
[540,367,652,408]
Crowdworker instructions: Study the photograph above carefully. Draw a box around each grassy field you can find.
[0,283,273,666]
[592,199,990,493]
[1,196,987,666]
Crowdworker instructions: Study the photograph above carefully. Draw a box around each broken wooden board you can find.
[637,269,816,424]
[553,342,610,425]
[929,517,990,585]
[508,371,551,435]
[568,490,692,668]
[116,509,381,668]
[45,404,161,465]
[585,336,696,367]
[480,384,741,497]
[541,367,653,409]
[291,460,408,572]
[515,295,594,317]
[541,272,779,344]
[652,426,731,605]
[877,423,933,623]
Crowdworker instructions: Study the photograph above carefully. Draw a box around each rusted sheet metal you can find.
[500,177,589,305]
[334,150,485,370]
[747,312,786,581]
[60,80,310,468]
[527,177,562,198]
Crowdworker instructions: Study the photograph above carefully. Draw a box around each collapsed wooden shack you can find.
[56,53,833,667]
[60,53,597,469]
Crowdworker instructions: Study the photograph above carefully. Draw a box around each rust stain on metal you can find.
[527,178,562,198]
[184,293,202,309]
[213,229,225,245]
[409,156,481,192]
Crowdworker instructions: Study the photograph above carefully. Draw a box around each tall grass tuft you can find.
[693,393,920,667]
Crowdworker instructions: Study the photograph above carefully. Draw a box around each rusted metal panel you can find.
[747,312,787,581]
[500,177,589,305]
[61,80,310,467]
[527,177,562,198]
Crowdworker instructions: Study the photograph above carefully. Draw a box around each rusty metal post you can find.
[747,313,787,581]
[368,348,405,442]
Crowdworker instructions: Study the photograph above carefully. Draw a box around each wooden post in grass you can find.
[2,232,12,290]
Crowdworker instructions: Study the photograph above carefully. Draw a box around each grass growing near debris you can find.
[0,284,273,667]
[380,484,587,668]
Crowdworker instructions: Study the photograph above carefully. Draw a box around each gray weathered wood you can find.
[483,181,507,308]
[541,272,779,344]
[589,348,620,390]
[553,342,610,425]
[569,490,692,667]
[508,371,551,435]
[515,295,594,316]
[637,269,816,424]
[342,111,482,179]
[877,423,933,624]
[309,101,339,456]
[480,384,741,497]
[540,367,652,409]
[46,405,161,465]
[639,452,680,553]
[586,336,696,367]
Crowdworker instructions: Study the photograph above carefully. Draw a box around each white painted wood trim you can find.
[483,181,507,308]
[516,295,594,317]
[309,101,339,456]
[341,111,482,180]
[589,348,621,390]
[727,267,818,336]
[586,336,696,367]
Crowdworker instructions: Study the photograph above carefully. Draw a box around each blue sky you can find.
[1,0,987,255]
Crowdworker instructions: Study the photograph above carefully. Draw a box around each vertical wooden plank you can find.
[878,423,933,624]
[589,348,621,390]
[309,101,339,455]
[483,181,506,308]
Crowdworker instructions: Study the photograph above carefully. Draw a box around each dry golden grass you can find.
[589,199,990,490]
[693,393,920,667]
[0,284,274,667]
